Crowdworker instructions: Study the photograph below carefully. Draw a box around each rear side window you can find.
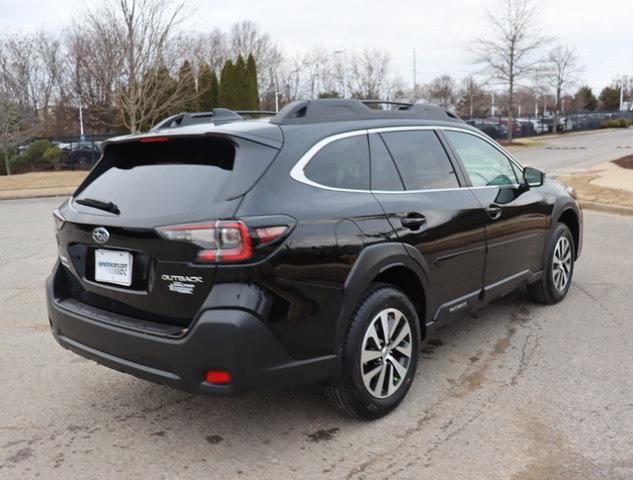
[380,131,459,190]
[369,134,405,191]
[444,131,518,187]
[74,136,278,218]
[304,135,370,190]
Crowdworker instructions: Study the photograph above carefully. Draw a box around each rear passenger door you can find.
[369,128,488,323]
[441,129,549,296]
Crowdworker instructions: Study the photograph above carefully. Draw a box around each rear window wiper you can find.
[75,198,120,215]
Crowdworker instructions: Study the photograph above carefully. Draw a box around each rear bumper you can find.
[46,275,335,394]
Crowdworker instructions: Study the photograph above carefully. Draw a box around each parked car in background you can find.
[465,119,509,139]
[60,142,101,169]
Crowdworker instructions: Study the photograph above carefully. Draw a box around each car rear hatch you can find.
[54,131,281,328]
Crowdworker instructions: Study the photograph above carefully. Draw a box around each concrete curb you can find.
[581,201,633,217]
[0,192,72,201]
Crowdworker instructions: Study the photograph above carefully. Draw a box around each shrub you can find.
[600,118,632,129]
[42,145,61,169]
[7,140,56,173]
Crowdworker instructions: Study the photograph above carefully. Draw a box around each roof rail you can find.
[151,108,244,130]
[234,110,277,118]
[361,100,413,110]
[270,99,462,125]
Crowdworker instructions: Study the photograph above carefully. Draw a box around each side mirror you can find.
[523,166,544,187]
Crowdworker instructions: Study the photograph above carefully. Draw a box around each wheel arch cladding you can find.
[335,243,430,352]
[558,208,580,259]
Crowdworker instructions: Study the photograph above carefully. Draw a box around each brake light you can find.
[53,208,65,231]
[139,136,171,143]
[156,220,252,263]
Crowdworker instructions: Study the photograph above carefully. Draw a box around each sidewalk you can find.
[557,157,633,214]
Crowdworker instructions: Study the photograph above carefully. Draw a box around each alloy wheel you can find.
[552,236,572,291]
[360,308,412,399]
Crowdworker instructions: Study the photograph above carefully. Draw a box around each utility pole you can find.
[78,98,85,143]
[620,75,627,111]
[412,48,417,100]
[275,92,282,113]
[491,92,496,116]
[334,50,348,98]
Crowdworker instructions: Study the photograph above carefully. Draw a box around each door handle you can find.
[401,213,427,231]
[486,204,502,220]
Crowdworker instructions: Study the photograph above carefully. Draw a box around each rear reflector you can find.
[205,370,231,384]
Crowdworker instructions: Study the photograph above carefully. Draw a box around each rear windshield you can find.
[74,136,278,218]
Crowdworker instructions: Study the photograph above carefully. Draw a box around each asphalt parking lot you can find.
[1,197,633,480]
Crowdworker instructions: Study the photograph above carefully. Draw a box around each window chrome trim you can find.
[288,129,371,194]
[289,125,527,194]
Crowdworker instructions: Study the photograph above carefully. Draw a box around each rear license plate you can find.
[95,249,133,286]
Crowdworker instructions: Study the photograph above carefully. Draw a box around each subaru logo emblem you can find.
[92,227,110,244]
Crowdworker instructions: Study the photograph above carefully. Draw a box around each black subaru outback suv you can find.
[47,99,582,419]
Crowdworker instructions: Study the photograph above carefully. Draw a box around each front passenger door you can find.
[442,130,549,296]
[370,130,488,323]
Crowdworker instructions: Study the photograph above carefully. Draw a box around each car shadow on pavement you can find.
[65,287,540,452]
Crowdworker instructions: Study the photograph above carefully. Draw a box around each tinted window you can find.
[369,134,404,191]
[304,135,370,190]
[75,137,277,218]
[445,131,518,187]
[380,131,459,190]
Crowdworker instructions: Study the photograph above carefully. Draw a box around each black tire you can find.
[528,223,575,305]
[325,283,420,419]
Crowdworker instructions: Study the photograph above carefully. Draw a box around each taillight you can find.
[53,208,65,231]
[157,221,251,263]
[156,220,289,263]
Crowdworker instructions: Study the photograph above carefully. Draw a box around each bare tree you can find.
[191,29,227,72]
[0,34,49,173]
[424,75,457,108]
[546,45,581,133]
[350,49,391,99]
[471,0,548,140]
[457,77,489,118]
[75,0,199,132]
[66,22,124,131]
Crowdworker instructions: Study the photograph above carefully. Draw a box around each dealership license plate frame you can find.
[94,249,133,287]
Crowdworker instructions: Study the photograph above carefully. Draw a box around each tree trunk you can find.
[3,144,11,176]
[507,78,514,142]
[552,85,561,135]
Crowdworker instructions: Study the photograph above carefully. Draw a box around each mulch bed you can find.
[612,155,633,169]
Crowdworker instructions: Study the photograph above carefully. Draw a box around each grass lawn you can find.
[0,171,87,199]
[558,174,633,208]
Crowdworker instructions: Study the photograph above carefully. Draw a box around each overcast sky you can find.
[0,0,631,93]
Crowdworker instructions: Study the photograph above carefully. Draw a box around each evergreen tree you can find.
[177,60,198,112]
[197,63,214,111]
[209,70,220,108]
[219,59,235,109]
[599,86,621,111]
[246,53,260,109]
[574,86,598,112]
[234,55,248,109]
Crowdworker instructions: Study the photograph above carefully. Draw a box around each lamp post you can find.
[275,92,283,113]
[334,50,348,98]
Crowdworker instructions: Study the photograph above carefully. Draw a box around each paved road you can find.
[1,197,633,480]
[510,128,633,175]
